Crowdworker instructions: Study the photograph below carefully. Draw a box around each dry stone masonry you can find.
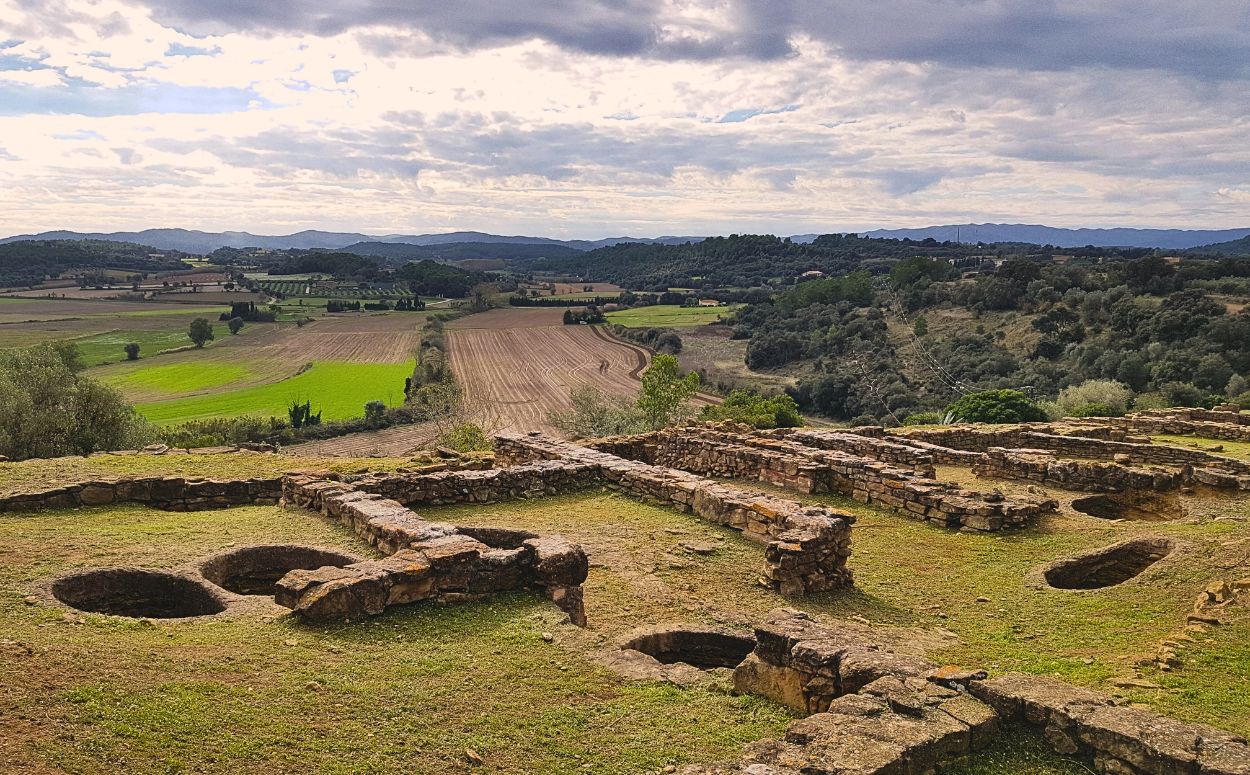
[685,610,1250,775]
[495,432,855,594]
[584,425,1057,531]
[0,475,283,512]
[277,474,589,623]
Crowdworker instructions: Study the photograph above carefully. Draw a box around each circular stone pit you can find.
[622,626,756,671]
[51,568,227,619]
[1071,492,1184,522]
[200,544,362,596]
[1043,537,1175,590]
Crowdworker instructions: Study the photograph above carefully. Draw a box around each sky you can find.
[1,0,1248,239]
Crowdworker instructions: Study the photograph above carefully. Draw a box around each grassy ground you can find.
[606,305,738,328]
[105,361,255,395]
[2,448,1246,772]
[131,360,415,425]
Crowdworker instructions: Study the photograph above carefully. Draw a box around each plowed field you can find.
[293,308,716,456]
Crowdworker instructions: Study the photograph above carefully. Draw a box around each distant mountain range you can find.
[847,223,1250,250]
[0,229,703,254]
[4,224,1250,254]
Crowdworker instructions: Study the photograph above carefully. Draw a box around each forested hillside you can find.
[525,234,1152,290]
[732,255,1250,424]
[0,240,192,287]
[1190,236,1250,256]
[340,241,584,262]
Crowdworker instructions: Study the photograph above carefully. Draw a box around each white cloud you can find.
[0,0,1247,236]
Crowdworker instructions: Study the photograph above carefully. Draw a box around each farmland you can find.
[293,308,709,455]
[605,304,737,328]
[446,308,660,435]
[251,279,419,300]
[133,360,414,424]
[88,311,427,425]
[0,298,245,365]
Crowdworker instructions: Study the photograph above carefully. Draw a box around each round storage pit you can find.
[52,568,227,618]
[622,627,756,671]
[200,545,360,596]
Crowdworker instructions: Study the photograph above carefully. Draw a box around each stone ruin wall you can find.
[0,468,590,626]
[494,433,855,595]
[0,475,283,513]
[687,610,1250,775]
[277,474,588,624]
[890,423,1250,492]
[584,426,1056,532]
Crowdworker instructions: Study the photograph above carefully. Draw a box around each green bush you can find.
[548,385,648,438]
[699,390,803,429]
[1051,380,1132,418]
[902,411,944,426]
[437,423,491,452]
[945,389,1048,424]
[1067,402,1119,418]
[0,344,154,459]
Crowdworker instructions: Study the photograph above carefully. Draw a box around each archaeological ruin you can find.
[11,409,1250,772]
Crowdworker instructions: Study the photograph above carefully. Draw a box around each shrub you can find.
[0,344,155,459]
[436,423,492,452]
[160,415,289,448]
[188,318,214,348]
[1158,381,1205,408]
[637,354,700,430]
[700,390,803,429]
[1051,380,1132,419]
[902,411,944,426]
[228,317,245,335]
[124,342,140,360]
[1132,392,1170,410]
[548,385,648,438]
[287,400,322,429]
[945,389,1048,424]
[364,400,386,426]
[1067,402,1119,418]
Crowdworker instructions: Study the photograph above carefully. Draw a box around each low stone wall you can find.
[277,474,588,623]
[1070,408,1250,442]
[350,460,598,506]
[495,433,855,595]
[686,610,1250,775]
[0,476,283,512]
[768,428,938,474]
[970,673,1250,775]
[585,426,1055,532]
[973,448,1188,492]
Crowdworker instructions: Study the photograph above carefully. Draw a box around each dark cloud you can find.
[127,0,1249,79]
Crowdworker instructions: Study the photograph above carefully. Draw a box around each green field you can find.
[133,359,414,424]
[605,304,738,328]
[105,361,254,395]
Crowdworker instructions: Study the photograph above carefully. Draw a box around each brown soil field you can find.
[0,297,205,323]
[296,310,717,456]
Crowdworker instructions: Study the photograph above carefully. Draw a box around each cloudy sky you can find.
[1,1,1248,238]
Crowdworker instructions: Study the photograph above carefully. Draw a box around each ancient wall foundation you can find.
[0,476,283,512]
[495,433,855,595]
[684,610,1250,775]
[583,426,1056,532]
[277,474,588,623]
